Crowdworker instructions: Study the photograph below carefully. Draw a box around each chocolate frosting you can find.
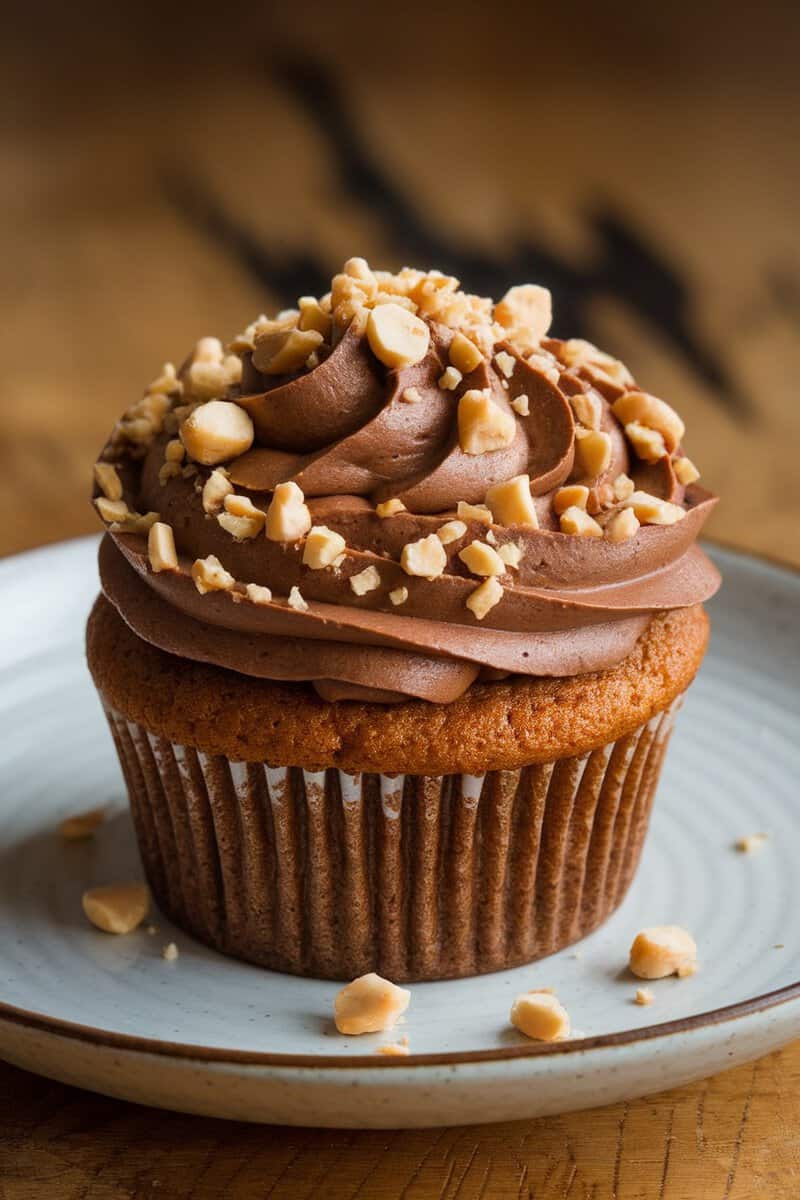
[94,287,721,703]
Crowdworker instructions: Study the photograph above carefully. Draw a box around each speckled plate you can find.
[0,537,798,1127]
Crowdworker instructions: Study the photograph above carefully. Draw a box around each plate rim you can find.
[1,534,798,1072]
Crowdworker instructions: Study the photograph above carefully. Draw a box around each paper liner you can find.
[104,701,679,981]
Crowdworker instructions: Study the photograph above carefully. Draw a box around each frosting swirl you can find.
[92,262,720,703]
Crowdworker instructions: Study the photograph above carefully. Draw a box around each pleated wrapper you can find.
[104,700,678,981]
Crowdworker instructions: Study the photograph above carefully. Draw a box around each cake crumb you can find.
[375,1036,410,1057]
[735,832,768,854]
[334,973,410,1035]
[162,942,179,962]
[634,987,655,1006]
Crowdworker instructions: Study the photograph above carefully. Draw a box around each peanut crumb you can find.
[605,507,640,544]
[674,456,700,486]
[437,519,468,544]
[634,987,654,1006]
[93,462,123,501]
[401,387,421,404]
[334,973,410,1035]
[570,390,603,431]
[485,475,539,529]
[376,498,406,518]
[612,473,635,502]
[367,304,430,368]
[265,481,312,543]
[459,540,506,577]
[498,542,522,570]
[245,583,273,605]
[466,576,503,620]
[559,507,603,538]
[401,535,447,580]
[162,942,179,962]
[613,390,685,453]
[201,468,233,514]
[180,400,254,466]
[624,491,686,526]
[735,832,768,853]
[511,393,529,416]
[376,1036,410,1057]
[574,428,612,478]
[95,497,129,524]
[554,485,589,515]
[148,522,178,573]
[625,420,667,464]
[389,586,409,606]
[494,350,516,378]
[191,555,235,595]
[303,526,347,569]
[449,332,483,374]
[629,925,697,980]
[456,501,493,526]
[510,990,570,1042]
[439,365,462,391]
[288,586,308,612]
[458,389,516,455]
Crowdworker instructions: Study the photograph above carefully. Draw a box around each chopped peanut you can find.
[456,501,493,525]
[511,393,529,416]
[735,832,768,853]
[148,522,178,572]
[498,542,522,570]
[459,540,506,576]
[605,507,640,543]
[202,468,233,514]
[93,462,123,501]
[624,491,686,525]
[254,327,324,375]
[494,284,552,346]
[437,519,468,544]
[350,565,381,595]
[376,1037,410,1057]
[95,497,129,523]
[449,332,483,374]
[245,583,273,605]
[485,475,539,528]
[164,438,185,463]
[191,555,235,595]
[58,807,106,841]
[82,883,149,935]
[439,365,462,390]
[162,942,179,962]
[466,576,503,620]
[494,350,516,378]
[635,987,655,1006]
[674,456,700,485]
[570,390,603,431]
[560,507,603,537]
[401,534,447,579]
[303,525,347,568]
[612,473,635,501]
[574,428,612,478]
[401,387,421,404]
[180,401,254,466]
[554,485,589,515]
[218,511,263,541]
[629,926,697,979]
[559,339,633,387]
[625,421,667,464]
[334,973,410,1035]
[458,389,517,455]
[376,498,406,518]
[265,481,312,542]
[287,586,308,611]
[612,391,685,453]
[147,361,182,396]
[389,586,409,606]
[298,296,333,339]
[158,461,182,486]
[224,493,265,522]
[510,990,570,1042]
[366,303,430,368]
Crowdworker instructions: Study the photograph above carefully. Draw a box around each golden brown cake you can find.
[86,260,720,980]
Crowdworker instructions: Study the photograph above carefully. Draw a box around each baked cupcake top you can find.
[93,260,720,703]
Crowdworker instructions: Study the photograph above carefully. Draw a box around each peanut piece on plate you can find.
[735,832,768,853]
[265,481,312,542]
[485,474,539,529]
[574,428,612,478]
[494,284,552,345]
[180,401,254,466]
[401,534,447,579]
[82,883,149,934]
[191,555,235,595]
[58,807,106,841]
[459,540,506,576]
[612,390,685,453]
[350,565,381,595]
[376,498,406,518]
[635,987,655,1006]
[437,519,467,545]
[458,389,516,455]
[465,576,503,620]
[510,990,570,1042]
[554,484,589,515]
[367,303,430,368]
[93,462,123,501]
[449,332,483,374]
[629,925,697,980]
[303,526,347,569]
[148,522,178,572]
[559,506,603,537]
[334,973,410,1035]
[674,455,700,485]
[605,507,640,543]
[375,1037,410,1057]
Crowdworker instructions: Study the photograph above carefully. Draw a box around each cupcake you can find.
[87,260,720,981]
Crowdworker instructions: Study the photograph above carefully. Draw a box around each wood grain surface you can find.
[1,2,798,1195]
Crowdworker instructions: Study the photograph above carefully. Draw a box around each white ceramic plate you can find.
[0,537,797,1127]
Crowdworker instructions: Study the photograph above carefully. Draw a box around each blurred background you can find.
[2,0,798,562]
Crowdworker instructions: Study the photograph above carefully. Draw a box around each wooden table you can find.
[1,3,798,1195]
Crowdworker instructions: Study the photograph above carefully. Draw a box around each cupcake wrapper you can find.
[104,701,678,981]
